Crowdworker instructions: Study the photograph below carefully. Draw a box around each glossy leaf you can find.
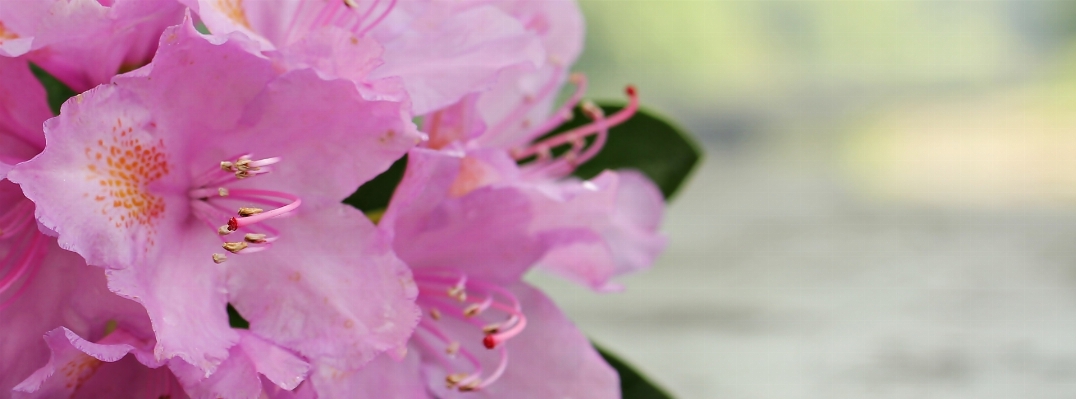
[595,343,674,399]
[29,63,77,116]
[227,303,250,329]
[343,155,408,214]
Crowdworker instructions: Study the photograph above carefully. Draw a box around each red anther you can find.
[227,217,239,231]
[625,85,637,96]
[483,335,497,349]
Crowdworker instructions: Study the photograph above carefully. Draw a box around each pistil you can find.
[188,154,302,263]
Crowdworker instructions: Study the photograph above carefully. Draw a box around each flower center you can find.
[187,154,301,264]
[413,271,528,392]
[0,199,45,311]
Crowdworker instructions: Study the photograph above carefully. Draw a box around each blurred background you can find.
[525,1,1076,398]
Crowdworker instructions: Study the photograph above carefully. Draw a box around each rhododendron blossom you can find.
[418,0,666,291]
[0,0,184,91]
[9,19,421,375]
[348,148,620,398]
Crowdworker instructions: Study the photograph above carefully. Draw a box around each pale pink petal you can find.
[237,331,310,390]
[167,330,309,399]
[226,205,420,371]
[0,56,49,162]
[0,0,184,91]
[473,0,584,148]
[104,224,237,374]
[273,26,407,103]
[309,353,429,399]
[384,148,547,285]
[118,19,420,209]
[12,328,181,399]
[0,232,152,395]
[7,83,192,269]
[422,94,486,150]
[532,171,667,291]
[370,5,545,114]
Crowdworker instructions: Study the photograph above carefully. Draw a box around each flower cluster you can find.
[0,1,668,398]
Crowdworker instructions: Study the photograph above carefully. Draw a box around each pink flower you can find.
[9,18,421,375]
[181,0,545,114]
[419,0,667,291]
[307,147,619,397]
[0,0,185,91]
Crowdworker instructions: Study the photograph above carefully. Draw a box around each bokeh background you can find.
[525,1,1076,398]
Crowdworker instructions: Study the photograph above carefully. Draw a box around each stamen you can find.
[243,233,267,243]
[446,373,468,387]
[222,242,248,253]
[513,85,639,177]
[237,207,263,217]
[212,253,227,264]
[412,270,528,391]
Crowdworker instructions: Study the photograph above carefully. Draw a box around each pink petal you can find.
[105,222,238,374]
[473,0,585,148]
[0,56,50,170]
[532,171,668,291]
[1,0,184,91]
[167,330,308,399]
[370,5,545,114]
[384,148,548,285]
[308,353,429,399]
[12,327,180,399]
[0,234,152,395]
[226,205,420,371]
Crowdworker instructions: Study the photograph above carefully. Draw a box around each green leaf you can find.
[227,304,250,329]
[549,104,702,200]
[343,154,408,213]
[595,343,675,399]
[29,63,77,116]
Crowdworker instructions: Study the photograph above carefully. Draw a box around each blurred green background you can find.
[528,2,1076,398]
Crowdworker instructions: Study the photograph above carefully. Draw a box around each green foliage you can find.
[595,343,675,399]
[29,63,77,116]
[553,104,701,199]
[343,154,408,213]
[227,304,250,329]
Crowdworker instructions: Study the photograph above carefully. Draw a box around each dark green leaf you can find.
[227,304,250,329]
[343,154,408,213]
[29,63,77,116]
[548,104,702,200]
[595,343,674,399]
